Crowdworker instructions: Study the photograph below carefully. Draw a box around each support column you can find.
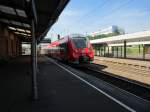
[108,46,109,57]
[139,45,141,54]
[31,20,38,100]
[124,40,126,58]
[99,45,101,56]
[95,45,97,56]
[121,46,122,58]
[100,48,102,56]
[112,46,114,57]
[143,45,145,60]
[116,46,118,58]
[104,45,106,57]
[94,45,96,56]
[97,45,99,56]
[96,45,98,56]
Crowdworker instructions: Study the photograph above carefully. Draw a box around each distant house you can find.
[38,38,51,55]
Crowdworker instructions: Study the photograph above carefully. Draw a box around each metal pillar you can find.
[108,46,109,57]
[99,45,101,56]
[31,19,38,100]
[114,46,116,57]
[95,45,97,56]
[112,46,114,57]
[124,40,126,58]
[97,45,98,56]
[143,45,145,60]
[104,46,106,57]
[139,45,141,53]
[94,45,96,56]
[100,48,102,56]
[121,46,122,58]
[116,46,118,58]
[96,45,98,56]
[97,45,99,56]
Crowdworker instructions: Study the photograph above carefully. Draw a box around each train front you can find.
[70,35,94,64]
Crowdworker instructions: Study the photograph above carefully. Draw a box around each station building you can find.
[0,23,21,60]
[0,0,69,101]
[90,30,150,60]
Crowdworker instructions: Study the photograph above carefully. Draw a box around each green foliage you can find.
[88,32,121,40]
[88,28,124,40]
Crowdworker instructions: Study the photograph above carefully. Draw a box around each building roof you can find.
[89,25,119,36]
[90,30,150,45]
[0,0,69,42]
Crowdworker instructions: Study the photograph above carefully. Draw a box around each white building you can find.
[90,25,122,37]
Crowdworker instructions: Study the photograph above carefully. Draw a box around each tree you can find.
[87,27,125,40]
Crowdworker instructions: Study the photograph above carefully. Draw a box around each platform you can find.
[94,56,150,85]
[0,56,130,112]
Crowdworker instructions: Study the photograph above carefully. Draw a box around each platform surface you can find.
[0,56,129,112]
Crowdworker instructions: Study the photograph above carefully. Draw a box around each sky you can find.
[46,0,150,41]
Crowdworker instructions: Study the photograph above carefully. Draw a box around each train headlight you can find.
[74,49,78,53]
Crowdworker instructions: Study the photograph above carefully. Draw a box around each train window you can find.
[60,43,67,52]
[72,37,87,48]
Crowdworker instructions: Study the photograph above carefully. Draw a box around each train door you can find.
[60,42,68,61]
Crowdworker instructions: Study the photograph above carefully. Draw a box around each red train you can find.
[47,34,94,64]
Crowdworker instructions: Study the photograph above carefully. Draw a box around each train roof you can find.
[47,33,87,48]
[69,34,86,38]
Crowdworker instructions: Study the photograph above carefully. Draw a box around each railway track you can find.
[72,64,150,102]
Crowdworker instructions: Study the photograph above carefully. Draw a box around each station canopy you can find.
[90,30,150,46]
[0,0,69,42]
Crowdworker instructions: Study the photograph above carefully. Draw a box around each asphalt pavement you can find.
[0,56,131,112]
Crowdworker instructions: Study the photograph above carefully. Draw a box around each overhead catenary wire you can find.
[50,0,135,37]
[91,0,134,25]
[100,0,136,32]
[78,0,135,34]
[58,0,111,36]
[76,0,110,23]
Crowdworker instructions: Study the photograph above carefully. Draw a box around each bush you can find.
[88,32,121,40]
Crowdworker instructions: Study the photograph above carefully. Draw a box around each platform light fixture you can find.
[8,26,16,30]
[26,0,30,2]
[14,32,28,36]
[16,28,25,32]
[26,30,31,33]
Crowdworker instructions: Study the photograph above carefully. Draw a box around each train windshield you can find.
[72,37,88,48]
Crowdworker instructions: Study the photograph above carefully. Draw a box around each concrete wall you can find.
[0,23,21,60]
